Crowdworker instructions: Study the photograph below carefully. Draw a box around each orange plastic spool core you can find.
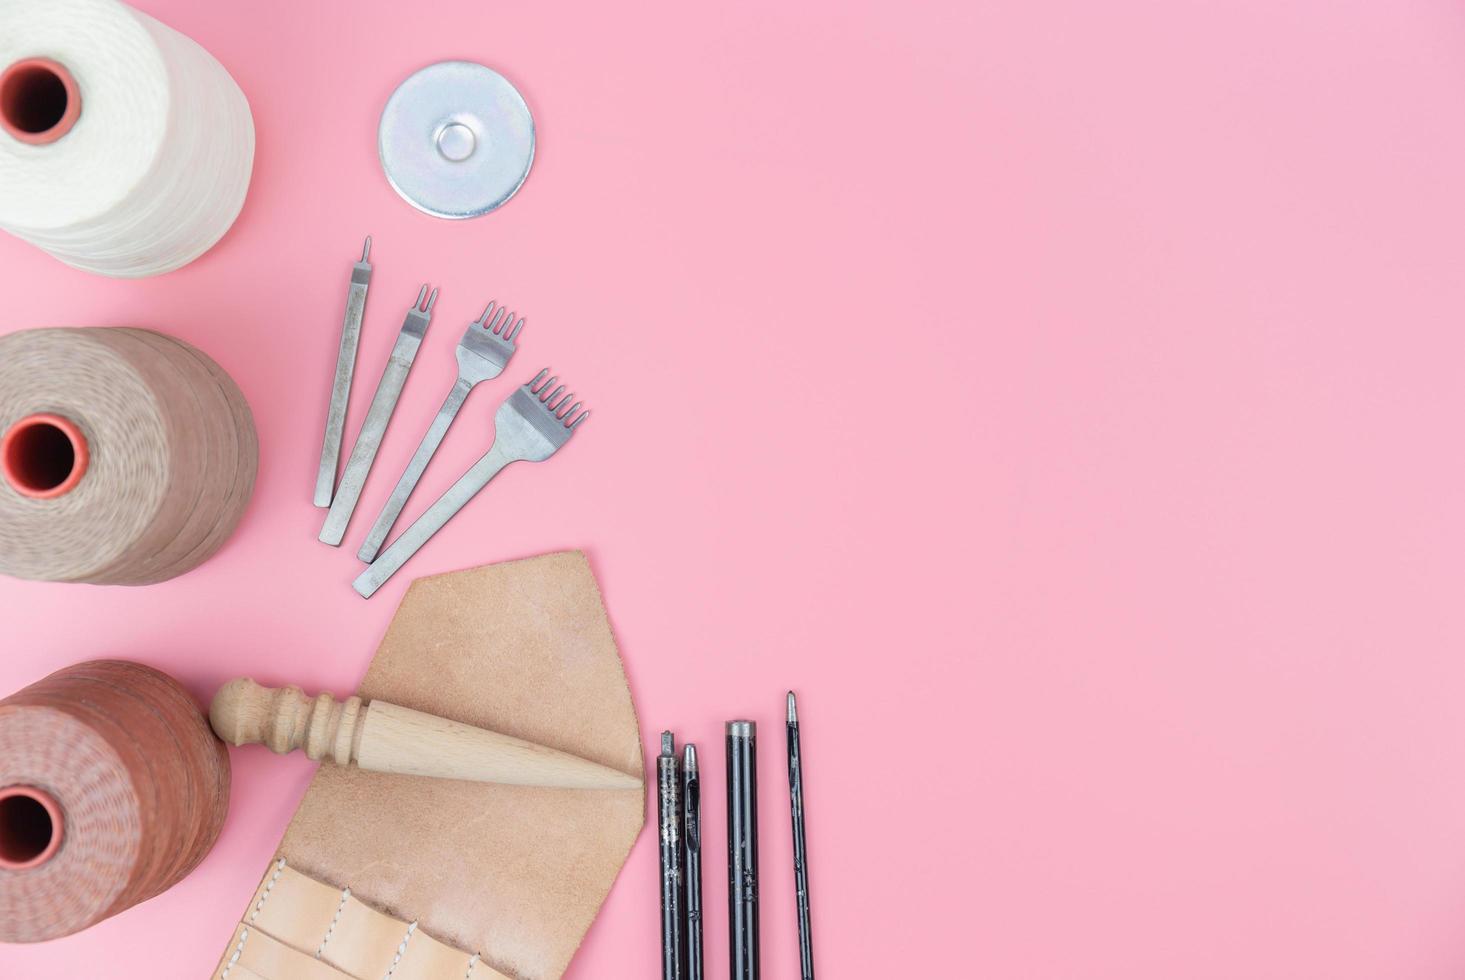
[1,414,89,498]
[0,786,63,870]
[0,58,81,145]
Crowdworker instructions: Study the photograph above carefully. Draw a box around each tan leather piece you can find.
[215,922,354,980]
[215,864,495,980]
[227,968,269,980]
[317,891,412,977]
[214,553,645,980]
[249,863,510,979]
[248,862,344,954]
[389,926,489,980]
[241,930,350,980]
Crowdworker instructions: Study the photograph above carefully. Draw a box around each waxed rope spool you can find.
[0,660,230,942]
[0,327,257,585]
[0,0,255,278]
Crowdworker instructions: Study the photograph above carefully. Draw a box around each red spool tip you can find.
[0,786,64,870]
[0,58,81,145]
[2,413,89,499]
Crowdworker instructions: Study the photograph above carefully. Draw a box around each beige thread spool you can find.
[0,660,231,943]
[0,327,257,585]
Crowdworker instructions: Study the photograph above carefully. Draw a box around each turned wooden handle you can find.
[209,678,642,791]
[209,678,366,766]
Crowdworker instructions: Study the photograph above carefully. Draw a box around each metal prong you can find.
[317,237,376,507]
[508,317,525,341]
[569,409,590,429]
[321,282,436,544]
[425,287,440,312]
[475,302,496,326]
[560,400,581,420]
[661,731,675,755]
[491,307,511,332]
[353,360,582,593]
[550,391,574,413]
[544,385,566,407]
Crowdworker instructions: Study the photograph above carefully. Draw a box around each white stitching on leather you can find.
[249,858,287,923]
[316,887,351,958]
[383,920,417,979]
[220,927,248,978]
[466,952,480,978]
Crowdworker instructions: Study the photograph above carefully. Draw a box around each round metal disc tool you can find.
[378,61,535,220]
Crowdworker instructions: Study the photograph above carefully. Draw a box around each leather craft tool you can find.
[315,237,374,507]
[320,284,438,546]
[684,742,705,980]
[210,678,641,790]
[727,720,760,980]
[658,732,686,980]
[379,61,535,220]
[357,301,524,563]
[0,660,229,942]
[210,553,645,980]
[352,368,588,597]
[787,693,815,979]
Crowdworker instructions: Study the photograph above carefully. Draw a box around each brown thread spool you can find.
[0,660,230,942]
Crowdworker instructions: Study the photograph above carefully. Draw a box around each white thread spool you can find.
[0,0,255,277]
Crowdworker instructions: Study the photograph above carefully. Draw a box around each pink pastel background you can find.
[2,0,1465,976]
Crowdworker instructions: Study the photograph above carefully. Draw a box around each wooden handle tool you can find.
[209,678,641,790]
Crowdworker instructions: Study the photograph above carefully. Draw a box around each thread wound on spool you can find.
[0,58,80,145]
[2,413,88,498]
[0,660,230,942]
[0,2,255,277]
[0,785,63,869]
[0,328,258,584]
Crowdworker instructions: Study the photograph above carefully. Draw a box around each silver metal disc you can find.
[378,62,535,220]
